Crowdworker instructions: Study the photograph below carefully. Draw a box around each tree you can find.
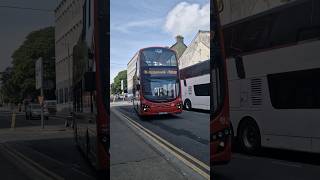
[112,70,127,94]
[0,67,19,103]
[0,27,55,103]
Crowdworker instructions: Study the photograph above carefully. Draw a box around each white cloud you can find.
[112,18,162,33]
[164,2,209,37]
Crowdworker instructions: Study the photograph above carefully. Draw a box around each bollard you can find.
[11,111,16,129]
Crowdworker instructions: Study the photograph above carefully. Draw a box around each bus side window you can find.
[183,79,187,87]
[235,56,246,79]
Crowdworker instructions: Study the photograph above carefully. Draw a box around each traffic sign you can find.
[38,96,44,105]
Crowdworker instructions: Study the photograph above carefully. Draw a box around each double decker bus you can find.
[210,0,232,165]
[72,0,109,173]
[222,0,320,153]
[127,47,183,116]
[180,59,210,111]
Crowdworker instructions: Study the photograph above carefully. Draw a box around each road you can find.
[113,102,210,166]
[213,142,320,179]
[0,111,100,180]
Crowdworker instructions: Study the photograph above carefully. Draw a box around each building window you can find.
[65,88,69,103]
[59,88,64,104]
[88,0,91,27]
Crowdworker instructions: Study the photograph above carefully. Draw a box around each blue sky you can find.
[110,0,210,82]
[0,0,56,72]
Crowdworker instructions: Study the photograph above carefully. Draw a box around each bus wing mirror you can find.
[84,72,96,91]
[218,0,224,13]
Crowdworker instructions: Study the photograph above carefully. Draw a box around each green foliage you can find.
[112,70,127,94]
[0,27,55,103]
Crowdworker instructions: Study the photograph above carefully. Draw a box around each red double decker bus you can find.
[127,47,183,116]
[210,0,232,165]
[72,0,108,174]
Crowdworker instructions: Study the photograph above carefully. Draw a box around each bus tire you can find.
[184,99,192,111]
[238,118,261,154]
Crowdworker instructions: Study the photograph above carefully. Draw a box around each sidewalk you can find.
[110,109,188,180]
[0,125,70,143]
[0,107,12,113]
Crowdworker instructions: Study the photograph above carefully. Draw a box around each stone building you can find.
[170,35,187,60]
[178,30,210,69]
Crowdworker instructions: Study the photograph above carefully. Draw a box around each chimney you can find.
[175,35,184,43]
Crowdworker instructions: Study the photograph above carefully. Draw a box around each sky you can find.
[0,0,210,82]
[0,0,57,72]
[110,0,210,82]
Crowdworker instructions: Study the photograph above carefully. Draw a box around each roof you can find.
[178,30,210,69]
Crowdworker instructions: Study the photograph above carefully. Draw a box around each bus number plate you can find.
[159,112,168,115]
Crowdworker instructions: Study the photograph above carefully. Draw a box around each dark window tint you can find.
[140,48,177,67]
[194,83,210,96]
[223,0,320,57]
[268,68,320,109]
[235,56,245,79]
[142,78,180,102]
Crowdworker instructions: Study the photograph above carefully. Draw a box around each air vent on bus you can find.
[250,78,262,106]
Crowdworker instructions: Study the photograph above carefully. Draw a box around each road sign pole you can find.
[41,87,44,129]
[36,58,45,129]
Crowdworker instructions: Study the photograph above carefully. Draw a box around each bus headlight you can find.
[211,128,231,153]
[142,104,150,112]
[176,103,182,109]
[211,128,232,142]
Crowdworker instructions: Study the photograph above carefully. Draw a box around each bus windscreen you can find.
[142,78,180,102]
[141,48,177,67]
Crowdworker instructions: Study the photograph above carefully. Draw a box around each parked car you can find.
[44,100,57,114]
[25,103,49,120]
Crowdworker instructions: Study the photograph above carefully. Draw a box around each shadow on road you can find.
[232,140,320,166]
[5,137,102,179]
[139,114,184,121]
[184,108,210,114]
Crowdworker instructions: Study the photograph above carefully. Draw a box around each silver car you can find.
[25,104,49,120]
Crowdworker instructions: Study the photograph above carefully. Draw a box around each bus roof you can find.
[127,46,176,66]
[222,0,302,27]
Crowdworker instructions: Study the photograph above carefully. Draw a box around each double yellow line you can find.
[113,109,210,179]
[0,143,63,180]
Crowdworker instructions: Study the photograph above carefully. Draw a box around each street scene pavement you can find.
[0,109,101,180]
[110,101,210,180]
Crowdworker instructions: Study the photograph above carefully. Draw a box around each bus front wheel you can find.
[238,119,261,154]
[184,99,192,111]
